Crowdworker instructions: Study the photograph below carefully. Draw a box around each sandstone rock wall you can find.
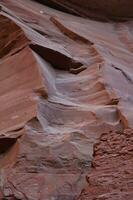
[0,0,133,199]
[36,0,133,20]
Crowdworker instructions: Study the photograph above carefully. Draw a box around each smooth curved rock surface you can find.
[0,0,133,200]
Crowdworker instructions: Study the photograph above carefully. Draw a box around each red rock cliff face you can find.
[0,0,133,199]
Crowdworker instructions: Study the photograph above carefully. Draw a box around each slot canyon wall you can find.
[0,0,133,199]
[36,0,133,20]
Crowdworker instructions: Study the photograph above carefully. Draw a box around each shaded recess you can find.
[30,44,82,70]
[35,0,133,20]
[0,137,17,154]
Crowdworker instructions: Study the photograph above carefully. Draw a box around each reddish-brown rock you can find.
[0,15,45,133]
[78,129,133,200]
[36,0,133,20]
[0,0,133,200]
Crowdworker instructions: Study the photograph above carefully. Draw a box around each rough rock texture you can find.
[78,129,133,200]
[0,0,133,199]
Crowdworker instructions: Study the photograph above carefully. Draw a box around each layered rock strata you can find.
[0,0,133,199]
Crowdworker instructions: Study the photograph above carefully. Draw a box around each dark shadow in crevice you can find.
[0,137,17,154]
[30,43,82,70]
[33,0,133,22]
[33,0,79,16]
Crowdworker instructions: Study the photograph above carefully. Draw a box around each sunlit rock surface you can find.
[0,0,133,199]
